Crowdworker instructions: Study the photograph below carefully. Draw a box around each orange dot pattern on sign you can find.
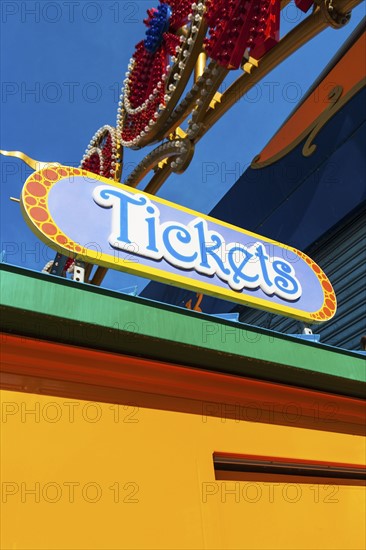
[22,167,84,255]
[292,247,337,322]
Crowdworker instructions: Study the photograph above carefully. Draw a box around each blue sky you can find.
[1,1,364,294]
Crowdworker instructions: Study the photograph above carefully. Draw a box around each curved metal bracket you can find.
[124,138,195,188]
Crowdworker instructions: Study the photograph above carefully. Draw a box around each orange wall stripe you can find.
[1,333,365,435]
[256,32,365,164]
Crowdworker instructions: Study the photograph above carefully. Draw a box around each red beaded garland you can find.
[204,0,280,69]
[120,0,194,146]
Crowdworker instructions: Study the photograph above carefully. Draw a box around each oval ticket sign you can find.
[21,166,336,323]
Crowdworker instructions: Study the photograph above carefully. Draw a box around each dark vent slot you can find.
[214,453,366,485]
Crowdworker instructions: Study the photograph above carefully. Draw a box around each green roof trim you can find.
[1,264,365,398]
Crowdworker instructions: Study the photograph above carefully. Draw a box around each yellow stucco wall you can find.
[1,390,365,550]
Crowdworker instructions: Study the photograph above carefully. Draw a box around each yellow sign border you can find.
[21,166,337,323]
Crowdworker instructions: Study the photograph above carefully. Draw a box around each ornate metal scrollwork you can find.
[319,0,351,29]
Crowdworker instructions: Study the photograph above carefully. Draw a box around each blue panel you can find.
[239,207,366,351]
[209,88,366,249]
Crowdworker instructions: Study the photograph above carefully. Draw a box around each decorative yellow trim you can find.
[242,55,259,74]
[194,51,207,82]
[21,166,336,324]
[0,149,60,171]
[209,92,222,110]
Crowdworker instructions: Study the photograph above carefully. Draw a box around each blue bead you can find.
[144,2,172,53]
